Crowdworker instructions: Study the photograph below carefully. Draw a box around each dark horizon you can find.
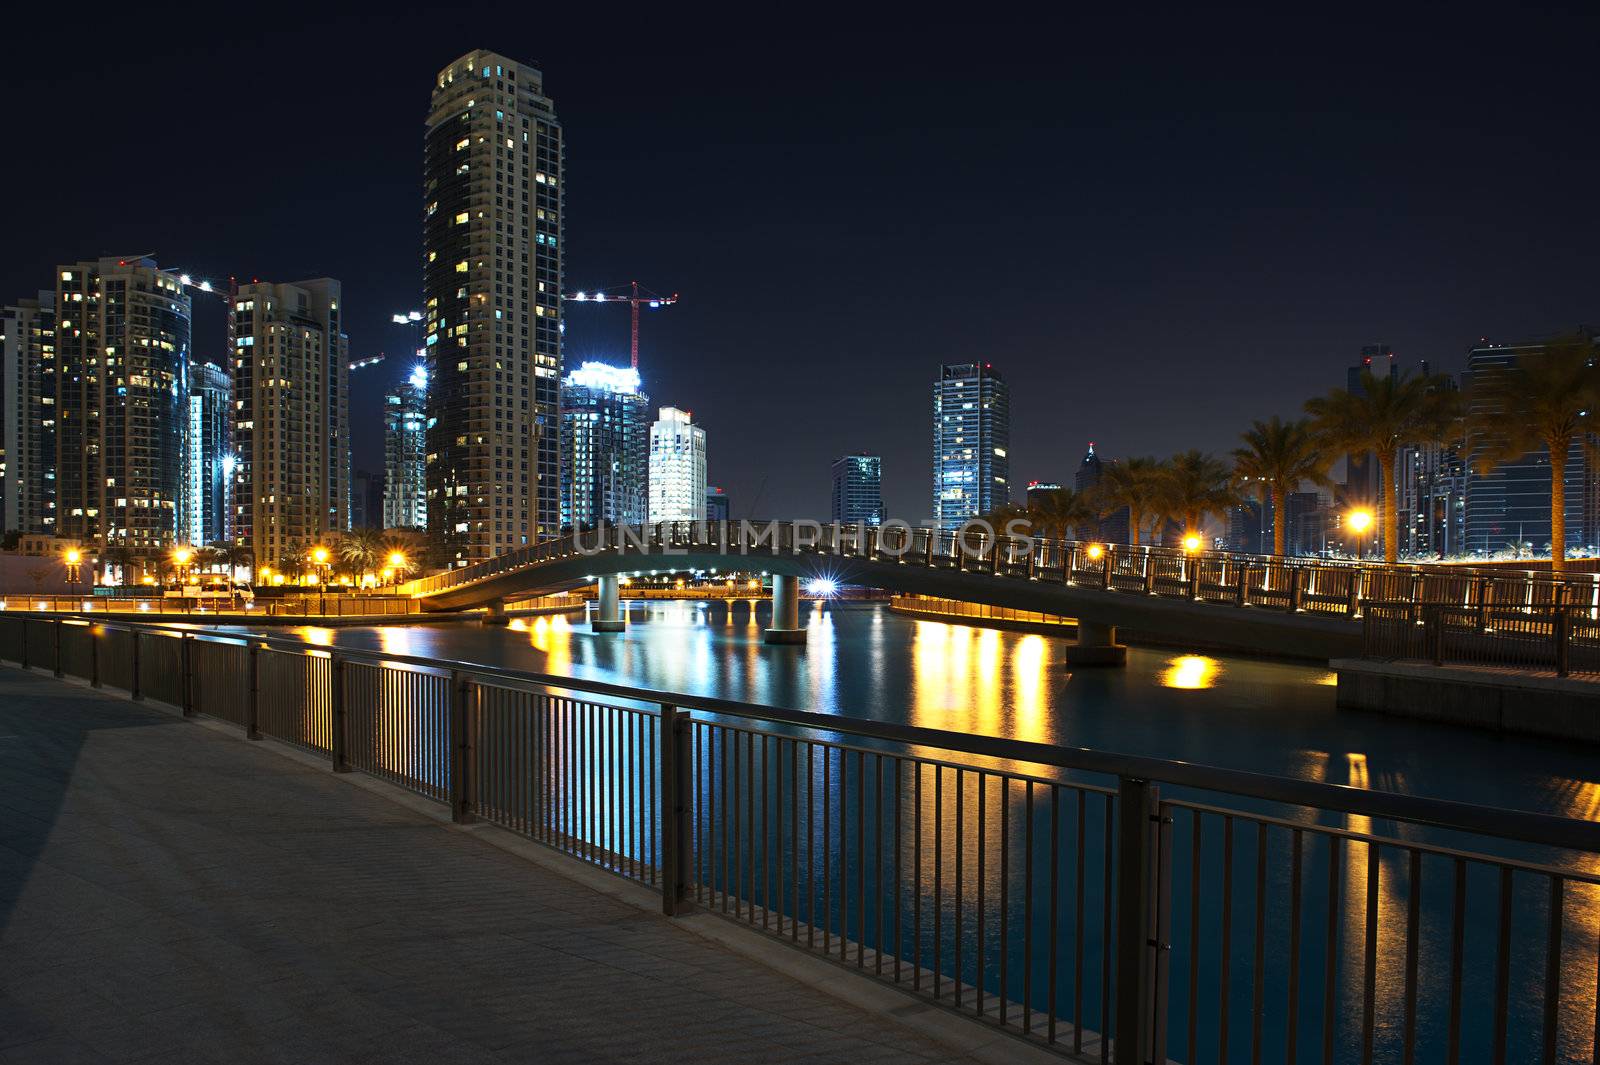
[3,10,1596,522]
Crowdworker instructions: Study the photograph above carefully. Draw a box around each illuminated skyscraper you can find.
[183,360,231,548]
[831,453,883,525]
[55,257,191,551]
[933,363,1009,530]
[229,279,349,569]
[424,50,564,565]
[1,293,56,535]
[648,407,706,523]
[384,364,429,529]
[560,361,649,528]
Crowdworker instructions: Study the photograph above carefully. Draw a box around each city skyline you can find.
[1,13,1594,523]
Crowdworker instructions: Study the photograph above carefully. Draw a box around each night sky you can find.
[4,11,1596,523]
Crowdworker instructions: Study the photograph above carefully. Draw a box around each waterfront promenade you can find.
[0,668,1018,1065]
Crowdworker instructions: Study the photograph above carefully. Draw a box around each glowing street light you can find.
[1182,534,1202,554]
[1086,543,1104,561]
[1346,508,1375,561]
[64,548,82,585]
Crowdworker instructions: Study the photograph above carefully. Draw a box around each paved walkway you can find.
[0,667,988,1065]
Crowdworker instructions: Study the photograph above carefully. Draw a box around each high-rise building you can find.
[230,279,349,569]
[182,360,231,548]
[384,363,428,529]
[1,293,56,535]
[1075,443,1128,544]
[1464,336,1596,555]
[832,453,884,525]
[1225,498,1268,554]
[559,361,649,528]
[647,407,706,523]
[424,50,564,565]
[56,257,191,551]
[352,469,385,530]
[933,363,1010,530]
[705,486,729,523]
[1285,491,1329,556]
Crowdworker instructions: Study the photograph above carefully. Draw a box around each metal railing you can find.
[0,593,424,617]
[4,614,1598,1064]
[401,522,1600,625]
[1364,601,1600,678]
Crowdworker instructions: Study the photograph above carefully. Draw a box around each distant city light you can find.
[221,453,237,476]
[565,361,641,393]
[806,578,839,597]
[409,362,428,391]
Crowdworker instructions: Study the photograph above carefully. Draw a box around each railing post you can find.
[53,618,63,677]
[1475,577,1491,634]
[1114,777,1160,1065]
[1289,567,1304,613]
[990,536,1002,575]
[246,642,262,740]
[449,669,475,823]
[1347,570,1362,617]
[1429,605,1444,666]
[659,703,692,915]
[130,629,142,701]
[1027,544,1038,580]
[1101,548,1114,589]
[924,528,935,568]
[1187,562,1200,601]
[181,634,195,716]
[1554,605,1571,678]
[89,625,100,687]
[1144,553,1157,595]
[1235,563,1249,607]
[329,653,348,771]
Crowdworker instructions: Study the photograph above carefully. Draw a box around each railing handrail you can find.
[48,614,1600,857]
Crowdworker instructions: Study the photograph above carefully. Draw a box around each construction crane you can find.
[563,281,678,369]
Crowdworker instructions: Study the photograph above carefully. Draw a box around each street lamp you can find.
[386,551,407,593]
[172,546,193,590]
[1086,543,1104,561]
[64,548,82,586]
[1182,534,1202,554]
[310,546,330,613]
[1346,509,1374,561]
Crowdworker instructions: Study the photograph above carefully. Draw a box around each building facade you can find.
[352,469,384,530]
[705,486,729,523]
[424,50,564,565]
[933,363,1010,530]
[384,364,428,529]
[1,293,56,535]
[230,279,349,570]
[55,257,191,551]
[559,361,649,528]
[647,407,706,523]
[831,453,883,526]
[182,360,231,548]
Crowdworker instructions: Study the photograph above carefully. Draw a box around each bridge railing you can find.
[401,523,1600,624]
[1363,600,1600,678]
[5,614,1597,1063]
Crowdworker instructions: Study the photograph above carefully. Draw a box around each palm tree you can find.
[1231,417,1335,556]
[338,527,385,584]
[1026,486,1099,541]
[102,543,136,587]
[208,540,254,582]
[1305,369,1460,562]
[1468,333,1600,573]
[1092,457,1167,546]
[1163,450,1238,540]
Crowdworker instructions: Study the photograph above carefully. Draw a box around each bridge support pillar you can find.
[764,574,806,645]
[592,575,626,632]
[1064,620,1126,667]
[482,598,510,626]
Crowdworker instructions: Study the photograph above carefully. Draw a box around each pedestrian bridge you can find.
[403,522,1599,662]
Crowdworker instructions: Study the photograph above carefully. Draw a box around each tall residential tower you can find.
[384,364,428,529]
[933,363,1010,529]
[560,361,649,528]
[647,407,706,523]
[183,360,231,548]
[229,279,349,569]
[424,50,564,565]
[831,453,883,526]
[55,257,191,551]
[1,293,57,535]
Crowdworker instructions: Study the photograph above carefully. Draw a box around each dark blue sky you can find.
[3,9,1595,521]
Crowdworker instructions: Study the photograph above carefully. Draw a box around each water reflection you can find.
[254,601,1600,822]
[1160,654,1221,689]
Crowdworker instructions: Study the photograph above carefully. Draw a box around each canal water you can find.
[226,600,1600,1063]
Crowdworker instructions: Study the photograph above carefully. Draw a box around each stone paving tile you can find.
[0,668,991,1064]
